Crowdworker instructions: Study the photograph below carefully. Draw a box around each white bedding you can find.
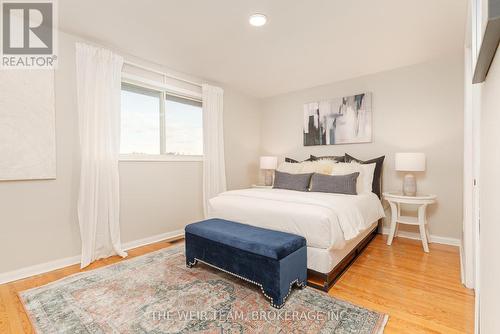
[208,188,385,250]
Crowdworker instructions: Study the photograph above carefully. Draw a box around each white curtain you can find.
[202,84,227,217]
[75,43,127,268]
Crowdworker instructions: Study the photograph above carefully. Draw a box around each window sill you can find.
[119,154,203,162]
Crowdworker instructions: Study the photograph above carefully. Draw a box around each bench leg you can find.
[296,280,307,289]
[264,288,285,309]
[186,258,197,268]
[267,278,306,309]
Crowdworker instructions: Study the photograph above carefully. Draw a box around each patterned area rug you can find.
[20,246,388,333]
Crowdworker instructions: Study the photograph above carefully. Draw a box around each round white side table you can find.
[383,192,437,253]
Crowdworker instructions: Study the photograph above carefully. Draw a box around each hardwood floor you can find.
[330,235,475,333]
[0,239,183,334]
[0,235,474,333]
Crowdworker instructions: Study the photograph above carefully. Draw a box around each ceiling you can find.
[59,0,467,98]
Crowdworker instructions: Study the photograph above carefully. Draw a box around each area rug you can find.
[20,246,388,333]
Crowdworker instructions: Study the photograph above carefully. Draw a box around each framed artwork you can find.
[472,0,500,83]
[303,92,372,146]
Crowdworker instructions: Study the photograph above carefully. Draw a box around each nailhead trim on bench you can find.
[187,258,306,309]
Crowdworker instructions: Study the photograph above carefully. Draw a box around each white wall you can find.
[260,54,464,239]
[479,49,500,333]
[0,31,261,274]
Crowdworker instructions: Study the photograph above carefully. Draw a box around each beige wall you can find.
[0,32,465,276]
[260,54,464,239]
[479,51,500,333]
[0,32,260,274]
[223,89,262,190]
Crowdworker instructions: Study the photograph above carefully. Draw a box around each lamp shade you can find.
[260,156,278,170]
[395,153,426,172]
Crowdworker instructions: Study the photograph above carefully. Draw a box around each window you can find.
[121,84,161,155]
[120,82,203,159]
[164,95,203,156]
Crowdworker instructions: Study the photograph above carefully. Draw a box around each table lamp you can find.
[260,156,278,186]
[395,153,426,196]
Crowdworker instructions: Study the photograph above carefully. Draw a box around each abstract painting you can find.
[303,92,372,146]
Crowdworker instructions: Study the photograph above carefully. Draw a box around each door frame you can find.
[464,1,483,333]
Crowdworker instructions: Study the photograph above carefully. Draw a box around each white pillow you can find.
[276,162,303,174]
[331,162,376,194]
[277,160,337,175]
[358,162,376,194]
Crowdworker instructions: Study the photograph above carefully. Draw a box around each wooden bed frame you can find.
[306,222,380,292]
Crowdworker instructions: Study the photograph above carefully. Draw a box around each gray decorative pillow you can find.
[273,171,313,192]
[309,172,360,195]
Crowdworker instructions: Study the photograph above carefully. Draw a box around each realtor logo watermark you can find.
[1,0,57,68]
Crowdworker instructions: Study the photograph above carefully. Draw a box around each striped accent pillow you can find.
[273,171,313,192]
[309,172,360,195]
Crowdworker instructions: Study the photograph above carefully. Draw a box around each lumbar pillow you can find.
[344,154,385,197]
[273,171,313,192]
[330,162,376,194]
[309,172,359,195]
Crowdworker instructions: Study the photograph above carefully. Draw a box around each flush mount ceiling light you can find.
[249,13,267,27]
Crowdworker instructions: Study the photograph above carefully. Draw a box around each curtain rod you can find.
[123,60,203,88]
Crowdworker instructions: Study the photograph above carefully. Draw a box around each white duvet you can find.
[208,188,385,250]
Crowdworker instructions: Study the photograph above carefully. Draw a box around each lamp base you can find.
[264,170,274,186]
[403,173,417,196]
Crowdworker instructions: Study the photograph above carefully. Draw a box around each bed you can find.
[208,187,385,291]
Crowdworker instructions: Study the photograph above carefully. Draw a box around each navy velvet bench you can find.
[185,218,307,308]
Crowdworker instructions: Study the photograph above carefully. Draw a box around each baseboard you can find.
[381,227,460,246]
[0,255,82,286]
[0,229,184,285]
[121,230,184,251]
[459,241,465,285]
